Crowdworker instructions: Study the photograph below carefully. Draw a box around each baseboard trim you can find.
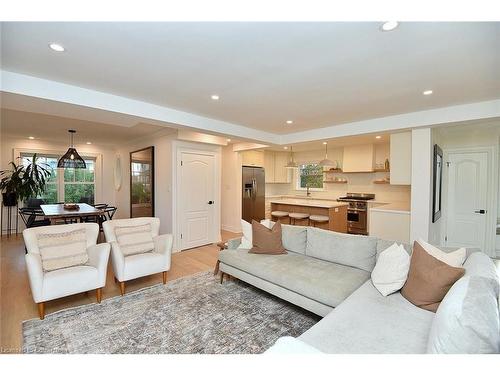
[221,224,241,234]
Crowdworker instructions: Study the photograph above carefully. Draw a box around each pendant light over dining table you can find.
[57,130,87,169]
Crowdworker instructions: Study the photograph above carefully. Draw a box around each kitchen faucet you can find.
[306,185,311,197]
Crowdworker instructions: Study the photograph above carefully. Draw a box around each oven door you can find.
[347,208,367,235]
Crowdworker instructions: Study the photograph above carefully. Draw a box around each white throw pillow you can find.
[238,219,276,249]
[37,228,88,272]
[417,239,466,267]
[115,224,154,256]
[371,243,410,296]
[238,219,252,249]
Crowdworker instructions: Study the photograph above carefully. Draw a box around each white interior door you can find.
[446,151,489,249]
[179,152,216,250]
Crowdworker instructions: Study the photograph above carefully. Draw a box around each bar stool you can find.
[309,214,329,227]
[289,212,310,225]
[271,211,290,224]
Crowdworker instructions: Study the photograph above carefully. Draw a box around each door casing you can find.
[442,146,498,256]
[172,141,221,252]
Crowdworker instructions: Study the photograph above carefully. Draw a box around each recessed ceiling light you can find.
[86,142,92,145]
[49,43,65,52]
[423,90,433,95]
[375,136,382,139]
[283,146,288,150]
[28,136,35,140]
[286,120,293,124]
[381,21,399,32]
[322,142,327,145]
[211,94,220,100]
[226,139,231,142]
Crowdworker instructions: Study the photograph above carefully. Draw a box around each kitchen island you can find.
[270,198,348,233]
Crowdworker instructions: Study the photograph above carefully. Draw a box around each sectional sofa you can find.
[218,224,500,354]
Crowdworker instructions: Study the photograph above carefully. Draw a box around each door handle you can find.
[474,209,486,214]
[208,201,214,205]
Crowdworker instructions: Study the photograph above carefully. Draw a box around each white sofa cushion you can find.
[37,228,88,272]
[115,223,154,256]
[417,238,466,267]
[427,275,500,354]
[306,227,377,272]
[42,265,99,301]
[219,249,370,308]
[298,280,435,353]
[371,243,410,296]
[265,337,323,354]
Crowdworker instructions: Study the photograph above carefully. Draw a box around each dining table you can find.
[40,203,104,225]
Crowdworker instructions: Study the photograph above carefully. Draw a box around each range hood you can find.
[342,144,375,172]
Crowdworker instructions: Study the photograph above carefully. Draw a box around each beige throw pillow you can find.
[115,224,155,256]
[37,228,88,272]
[248,220,287,255]
[401,241,465,312]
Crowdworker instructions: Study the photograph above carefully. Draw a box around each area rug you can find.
[22,272,319,354]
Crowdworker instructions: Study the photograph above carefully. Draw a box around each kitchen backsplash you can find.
[266,171,411,203]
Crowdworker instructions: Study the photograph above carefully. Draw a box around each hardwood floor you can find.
[0,230,240,353]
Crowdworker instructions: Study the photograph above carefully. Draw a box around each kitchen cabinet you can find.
[264,151,275,182]
[342,144,375,172]
[241,150,264,167]
[390,132,412,185]
[263,151,290,183]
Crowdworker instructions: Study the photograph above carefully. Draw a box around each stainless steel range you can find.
[337,193,375,235]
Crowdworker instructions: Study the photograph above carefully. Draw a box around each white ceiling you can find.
[0,109,169,145]
[1,22,499,135]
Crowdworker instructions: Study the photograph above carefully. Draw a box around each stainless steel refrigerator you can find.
[242,166,265,223]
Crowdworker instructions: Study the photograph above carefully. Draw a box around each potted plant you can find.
[0,154,52,206]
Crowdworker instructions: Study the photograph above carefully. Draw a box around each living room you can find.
[1,1,499,371]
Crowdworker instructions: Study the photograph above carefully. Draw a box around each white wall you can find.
[115,132,176,235]
[267,143,411,203]
[410,128,433,244]
[432,121,500,256]
[221,145,242,233]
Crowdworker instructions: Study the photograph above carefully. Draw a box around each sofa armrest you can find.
[25,253,44,303]
[109,241,126,281]
[153,234,173,272]
[87,243,111,287]
[153,234,173,255]
[227,237,242,250]
[265,337,323,354]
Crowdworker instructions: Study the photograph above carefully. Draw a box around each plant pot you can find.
[2,192,18,206]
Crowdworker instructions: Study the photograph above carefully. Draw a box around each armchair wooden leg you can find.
[119,281,125,296]
[213,260,220,276]
[220,272,224,284]
[37,302,45,320]
[96,288,102,303]
[162,271,167,284]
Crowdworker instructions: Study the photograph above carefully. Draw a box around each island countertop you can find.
[269,198,348,209]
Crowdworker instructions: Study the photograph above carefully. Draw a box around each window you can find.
[21,153,96,204]
[296,163,324,190]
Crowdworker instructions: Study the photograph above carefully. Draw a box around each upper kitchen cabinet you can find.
[264,151,291,183]
[241,150,264,167]
[342,144,376,172]
[390,132,412,185]
[264,151,275,182]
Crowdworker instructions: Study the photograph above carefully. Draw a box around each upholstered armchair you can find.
[23,223,110,319]
[102,217,173,295]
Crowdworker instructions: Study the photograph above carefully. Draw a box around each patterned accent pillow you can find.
[115,224,155,256]
[37,228,88,272]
